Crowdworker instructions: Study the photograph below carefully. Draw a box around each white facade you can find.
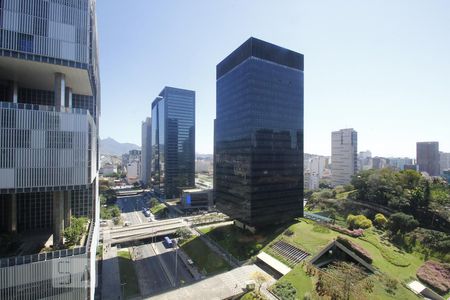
[0,104,95,189]
[331,128,357,186]
[126,160,141,183]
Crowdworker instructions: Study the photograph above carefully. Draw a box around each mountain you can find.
[100,137,140,156]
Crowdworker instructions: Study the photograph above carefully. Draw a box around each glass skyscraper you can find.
[151,87,195,199]
[214,37,304,228]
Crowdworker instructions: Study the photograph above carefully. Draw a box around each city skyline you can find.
[97,1,450,158]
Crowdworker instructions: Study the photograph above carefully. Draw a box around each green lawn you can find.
[117,249,140,299]
[199,224,284,261]
[151,203,167,216]
[181,236,231,275]
[276,264,313,298]
[267,219,423,299]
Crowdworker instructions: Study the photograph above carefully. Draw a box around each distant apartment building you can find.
[358,150,372,171]
[122,149,140,168]
[443,170,450,183]
[141,117,152,185]
[0,0,100,298]
[100,164,117,176]
[304,155,329,190]
[388,157,414,171]
[372,157,389,169]
[331,129,358,186]
[416,142,440,176]
[126,160,141,184]
[440,152,450,173]
[151,87,195,199]
[214,37,304,228]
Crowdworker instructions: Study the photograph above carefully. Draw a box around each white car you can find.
[123,221,131,227]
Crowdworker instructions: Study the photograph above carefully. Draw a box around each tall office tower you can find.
[331,129,358,186]
[416,142,440,176]
[214,37,304,228]
[0,1,100,299]
[151,87,195,199]
[440,152,450,174]
[141,117,152,185]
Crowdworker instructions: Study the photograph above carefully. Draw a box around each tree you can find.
[150,198,159,208]
[175,227,192,243]
[315,262,374,300]
[64,217,88,247]
[387,212,418,234]
[373,213,388,229]
[251,271,270,294]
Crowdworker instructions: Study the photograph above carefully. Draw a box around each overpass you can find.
[115,189,145,196]
[108,218,186,244]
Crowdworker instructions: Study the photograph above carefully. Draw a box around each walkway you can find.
[147,265,275,300]
[101,230,122,300]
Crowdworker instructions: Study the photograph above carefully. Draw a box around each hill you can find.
[100,137,140,156]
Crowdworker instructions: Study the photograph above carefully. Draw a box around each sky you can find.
[96,0,450,158]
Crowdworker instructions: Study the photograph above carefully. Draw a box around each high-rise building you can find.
[331,129,358,186]
[151,87,195,199]
[416,142,440,176]
[440,151,450,174]
[141,117,152,185]
[214,37,304,228]
[0,0,100,299]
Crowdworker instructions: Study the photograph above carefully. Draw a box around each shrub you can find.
[374,213,388,228]
[284,229,294,236]
[416,260,450,294]
[64,217,88,247]
[384,276,398,294]
[337,236,373,264]
[272,282,297,300]
[347,214,372,229]
[387,212,418,234]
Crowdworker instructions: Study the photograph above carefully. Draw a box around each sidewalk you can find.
[102,231,122,300]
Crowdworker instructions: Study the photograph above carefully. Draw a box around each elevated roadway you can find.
[108,218,185,245]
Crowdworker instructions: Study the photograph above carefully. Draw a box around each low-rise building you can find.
[100,164,117,176]
[180,189,214,210]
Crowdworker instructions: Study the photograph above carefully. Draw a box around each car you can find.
[123,221,131,227]
[187,259,194,265]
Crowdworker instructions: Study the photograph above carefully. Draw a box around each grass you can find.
[180,236,231,275]
[199,224,284,261]
[150,203,167,216]
[267,219,424,299]
[117,249,140,299]
[276,264,312,298]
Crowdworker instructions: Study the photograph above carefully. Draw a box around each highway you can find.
[117,194,148,225]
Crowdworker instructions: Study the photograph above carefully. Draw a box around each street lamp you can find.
[173,239,178,287]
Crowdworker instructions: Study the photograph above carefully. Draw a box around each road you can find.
[133,244,172,297]
[133,241,194,297]
[117,194,148,225]
[154,241,194,286]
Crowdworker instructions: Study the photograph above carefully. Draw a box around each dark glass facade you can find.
[151,87,195,199]
[214,37,304,227]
